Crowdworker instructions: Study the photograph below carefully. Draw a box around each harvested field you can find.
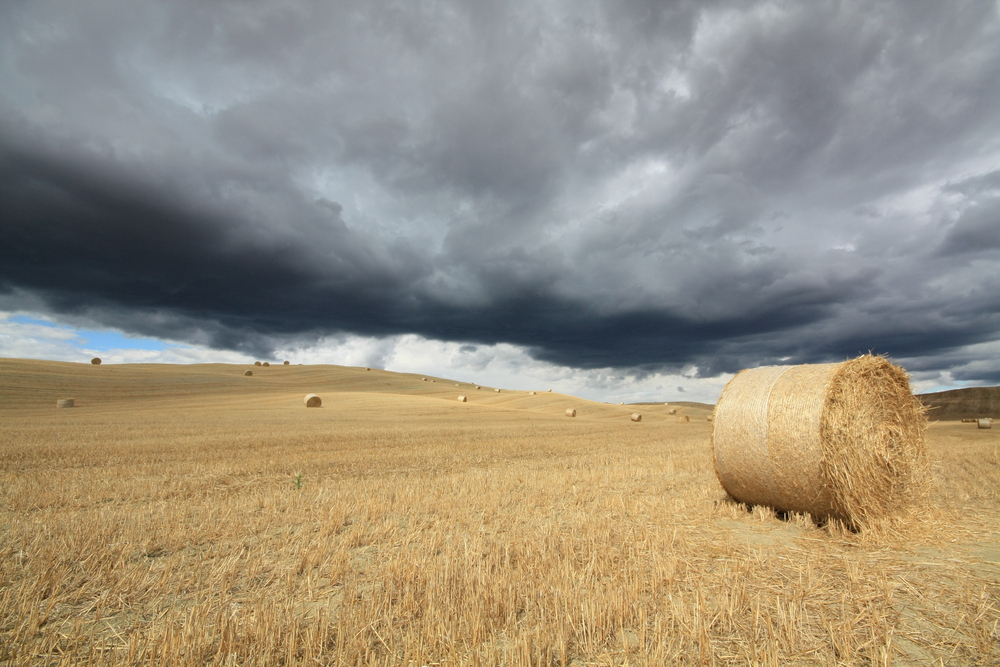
[0,358,998,666]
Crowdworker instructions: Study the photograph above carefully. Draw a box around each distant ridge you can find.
[917,386,1000,421]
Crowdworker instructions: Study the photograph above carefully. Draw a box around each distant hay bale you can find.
[476,386,481,390]
[495,388,500,393]
[284,360,290,365]
[366,368,371,371]
[91,358,102,365]
[620,402,625,405]
[548,389,552,392]
[262,362,270,367]
[255,361,262,366]
[961,418,977,423]
[980,418,992,429]
[668,408,677,414]
[244,370,253,376]
[423,378,428,381]
[677,415,690,423]
[56,398,75,408]
[529,391,536,395]
[565,408,576,417]
[706,415,714,422]
[458,396,467,403]
[712,354,928,527]
[303,394,322,408]
[455,383,460,386]
[631,413,642,422]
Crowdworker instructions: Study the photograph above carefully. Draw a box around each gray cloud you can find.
[2,0,1000,383]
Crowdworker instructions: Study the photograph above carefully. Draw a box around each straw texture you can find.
[565,408,576,417]
[712,354,928,527]
[56,398,75,408]
[980,418,993,429]
[91,358,102,365]
[631,413,642,422]
[303,394,322,408]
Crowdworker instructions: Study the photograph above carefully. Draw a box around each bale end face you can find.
[90,357,102,365]
[56,398,75,408]
[565,408,576,417]
[631,413,642,422]
[458,396,467,402]
[303,394,322,408]
[244,370,253,376]
[979,418,993,429]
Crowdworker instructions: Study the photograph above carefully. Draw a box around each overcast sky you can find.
[2,1,999,402]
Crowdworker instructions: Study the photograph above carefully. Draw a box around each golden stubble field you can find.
[0,358,998,666]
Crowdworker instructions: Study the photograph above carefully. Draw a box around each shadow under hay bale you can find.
[565,408,576,417]
[980,418,992,429]
[56,398,75,408]
[712,354,928,528]
[303,394,322,408]
[631,413,642,422]
[91,358,101,365]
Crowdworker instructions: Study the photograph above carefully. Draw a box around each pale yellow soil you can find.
[0,358,997,665]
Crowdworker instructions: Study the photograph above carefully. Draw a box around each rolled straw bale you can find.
[284,360,290,365]
[423,378,428,381]
[620,402,625,405]
[530,391,536,395]
[677,415,690,423]
[979,418,992,429]
[961,418,977,423]
[262,362,270,367]
[668,408,677,414]
[366,368,371,371]
[548,389,552,392]
[476,386,481,390]
[56,398,75,408]
[458,396,467,402]
[303,394,322,408]
[91,357,102,365]
[631,413,642,422]
[712,354,928,527]
[565,408,576,417]
[706,415,714,422]
[495,388,500,393]
[255,361,262,366]
[244,370,253,376]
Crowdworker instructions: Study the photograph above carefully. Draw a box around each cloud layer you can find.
[2,1,999,384]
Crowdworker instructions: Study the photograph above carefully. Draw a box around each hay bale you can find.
[712,354,928,527]
[366,368,371,371]
[548,389,552,392]
[262,362,270,367]
[706,415,714,422]
[56,398,75,408]
[458,396,467,403]
[620,402,625,405]
[631,413,642,422]
[303,394,322,408]
[529,391,536,395]
[677,415,690,423]
[255,361,262,366]
[91,357,102,365]
[475,386,481,390]
[565,408,576,417]
[668,408,677,414]
[495,388,500,393]
[979,418,992,429]
[422,378,428,381]
[961,418,977,423]
[244,370,253,376]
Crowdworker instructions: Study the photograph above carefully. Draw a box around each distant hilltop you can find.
[917,386,1000,421]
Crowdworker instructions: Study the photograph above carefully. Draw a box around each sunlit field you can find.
[1,359,998,665]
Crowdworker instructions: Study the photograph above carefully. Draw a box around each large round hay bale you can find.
[712,354,928,527]
[548,389,552,392]
[262,362,270,367]
[244,370,253,376]
[283,360,290,365]
[458,396,467,403]
[91,357,102,365]
[631,413,642,422]
[677,415,690,423]
[668,408,677,414]
[56,398,75,408]
[495,388,500,393]
[565,408,576,417]
[529,391,536,395]
[979,418,992,429]
[255,361,262,366]
[303,394,322,408]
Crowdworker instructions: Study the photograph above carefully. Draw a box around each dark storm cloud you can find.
[2,0,1000,380]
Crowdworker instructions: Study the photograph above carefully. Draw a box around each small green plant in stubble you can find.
[292,472,303,490]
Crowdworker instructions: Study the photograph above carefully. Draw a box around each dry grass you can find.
[1,359,998,666]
